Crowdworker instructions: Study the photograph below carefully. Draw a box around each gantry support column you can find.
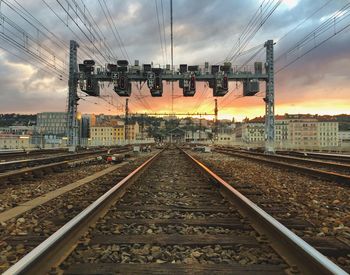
[67,40,79,152]
[264,40,275,154]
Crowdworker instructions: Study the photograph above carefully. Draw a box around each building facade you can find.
[90,125,125,146]
[235,114,340,150]
[0,134,31,150]
[36,112,67,136]
[125,122,140,141]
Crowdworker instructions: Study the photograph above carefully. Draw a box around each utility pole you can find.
[264,40,275,153]
[67,40,79,152]
[141,114,144,140]
[125,98,129,144]
[199,114,202,142]
[170,0,174,114]
[214,99,218,141]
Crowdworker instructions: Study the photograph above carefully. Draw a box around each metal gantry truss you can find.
[67,40,275,152]
[67,40,79,152]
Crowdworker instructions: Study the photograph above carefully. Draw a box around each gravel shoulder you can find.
[0,153,153,272]
[191,151,350,268]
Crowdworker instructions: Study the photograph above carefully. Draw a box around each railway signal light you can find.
[243,80,259,96]
[150,68,163,97]
[83,77,100,96]
[114,74,131,96]
[222,75,228,91]
[183,74,196,97]
[117,60,128,67]
[83,60,95,66]
[107,64,117,72]
[179,64,187,73]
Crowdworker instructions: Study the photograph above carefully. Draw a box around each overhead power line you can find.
[275,2,350,73]
[224,0,281,63]
[155,0,165,64]
[42,0,105,65]
[55,0,112,63]
[98,0,130,62]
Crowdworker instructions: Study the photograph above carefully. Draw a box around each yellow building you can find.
[90,125,125,146]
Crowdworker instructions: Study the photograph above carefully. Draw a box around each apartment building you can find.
[125,122,140,141]
[237,114,339,150]
[36,112,67,136]
[90,125,125,146]
[241,122,264,144]
[317,120,339,148]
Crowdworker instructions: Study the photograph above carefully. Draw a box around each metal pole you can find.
[199,115,202,142]
[67,40,79,152]
[214,99,218,141]
[264,40,275,153]
[125,98,129,144]
[170,0,174,114]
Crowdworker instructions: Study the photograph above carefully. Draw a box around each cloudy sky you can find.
[0,0,349,121]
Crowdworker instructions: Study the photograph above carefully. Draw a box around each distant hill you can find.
[0,114,37,127]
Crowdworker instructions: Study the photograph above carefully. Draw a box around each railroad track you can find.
[277,150,350,164]
[0,147,131,173]
[3,148,346,274]
[0,147,131,185]
[215,147,350,185]
[0,148,68,161]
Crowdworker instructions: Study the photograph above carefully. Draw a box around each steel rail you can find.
[182,149,347,275]
[0,148,67,159]
[278,151,350,164]
[217,147,350,171]
[3,150,162,275]
[0,161,69,182]
[215,149,350,185]
[0,148,131,173]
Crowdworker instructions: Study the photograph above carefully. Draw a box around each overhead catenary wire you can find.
[224,0,281,63]
[55,0,112,63]
[68,0,118,62]
[155,0,165,65]
[3,0,69,56]
[42,0,105,65]
[276,2,350,62]
[275,2,350,73]
[61,0,116,62]
[160,0,168,64]
[0,44,68,80]
[0,11,67,72]
[276,20,350,74]
[219,0,344,110]
[99,0,131,62]
[0,32,68,79]
[276,0,334,44]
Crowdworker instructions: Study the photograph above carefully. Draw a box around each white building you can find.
[0,135,32,150]
[236,115,340,151]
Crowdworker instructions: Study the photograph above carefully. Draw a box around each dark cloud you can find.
[0,0,349,118]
